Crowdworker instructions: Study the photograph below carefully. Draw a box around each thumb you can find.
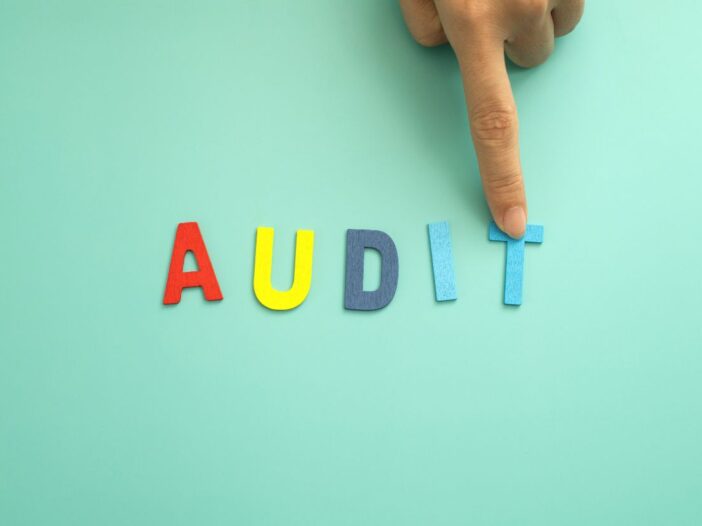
[451,28,528,238]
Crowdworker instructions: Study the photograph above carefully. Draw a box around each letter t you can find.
[488,222,543,306]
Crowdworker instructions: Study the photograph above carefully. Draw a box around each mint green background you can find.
[2,1,701,524]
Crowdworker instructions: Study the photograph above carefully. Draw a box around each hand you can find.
[400,0,584,238]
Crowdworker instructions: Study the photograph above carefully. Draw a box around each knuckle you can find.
[412,29,446,47]
[554,0,585,36]
[506,39,554,68]
[443,0,492,27]
[572,0,585,13]
[470,103,518,145]
[514,0,550,20]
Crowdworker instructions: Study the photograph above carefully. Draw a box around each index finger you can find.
[451,27,528,239]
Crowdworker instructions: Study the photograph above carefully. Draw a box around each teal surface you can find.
[2,1,701,524]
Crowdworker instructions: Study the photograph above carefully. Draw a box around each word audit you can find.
[162,221,544,309]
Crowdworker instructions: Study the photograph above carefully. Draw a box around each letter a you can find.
[163,222,223,305]
[253,227,315,310]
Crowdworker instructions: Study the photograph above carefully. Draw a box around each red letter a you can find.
[163,222,223,305]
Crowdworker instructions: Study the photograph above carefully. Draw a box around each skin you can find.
[400,0,584,238]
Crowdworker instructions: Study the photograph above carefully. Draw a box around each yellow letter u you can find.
[253,227,315,310]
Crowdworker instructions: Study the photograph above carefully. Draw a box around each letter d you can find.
[344,229,399,311]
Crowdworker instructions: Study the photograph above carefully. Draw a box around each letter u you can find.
[253,227,315,310]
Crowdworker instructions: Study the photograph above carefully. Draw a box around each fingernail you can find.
[502,206,526,239]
